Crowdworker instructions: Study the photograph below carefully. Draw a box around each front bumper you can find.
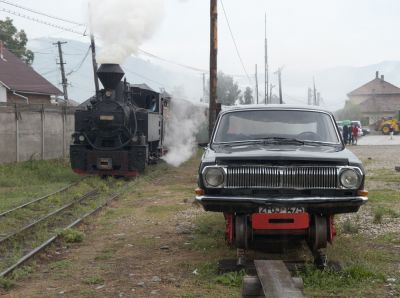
[195,195,368,214]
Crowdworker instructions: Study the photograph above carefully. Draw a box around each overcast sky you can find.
[2,0,400,78]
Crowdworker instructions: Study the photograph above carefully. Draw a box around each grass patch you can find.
[190,213,226,251]
[298,264,385,294]
[145,204,186,214]
[368,189,400,203]
[0,159,80,212]
[94,249,116,261]
[58,228,84,243]
[340,218,359,234]
[83,275,104,285]
[214,270,245,287]
[49,260,72,270]
[0,277,15,290]
[368,168,400,183]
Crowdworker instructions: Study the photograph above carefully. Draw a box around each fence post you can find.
[62,106,66,159]
[14,104,20,162]
[41,104,45,160]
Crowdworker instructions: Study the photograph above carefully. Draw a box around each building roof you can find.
[359,95,400,113]
[0,47,62,96]
[348,73,400,96]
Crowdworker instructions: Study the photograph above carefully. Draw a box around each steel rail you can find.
[0,192,121,277]
[0,181,80,218]
[0,189,98,245]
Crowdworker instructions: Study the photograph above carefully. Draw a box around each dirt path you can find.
[3,154,238,298]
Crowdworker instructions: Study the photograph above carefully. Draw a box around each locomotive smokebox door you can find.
[97,158,113,170]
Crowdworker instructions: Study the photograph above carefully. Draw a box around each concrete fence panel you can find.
[0,104,76,164]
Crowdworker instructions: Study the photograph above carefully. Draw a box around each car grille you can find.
[225,166,339,189]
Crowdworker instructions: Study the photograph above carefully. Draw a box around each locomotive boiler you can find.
[70,64,168,176]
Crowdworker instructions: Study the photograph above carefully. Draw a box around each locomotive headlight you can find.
[203,166,225,188]
[340,168,361,189]
[78,135,85,142]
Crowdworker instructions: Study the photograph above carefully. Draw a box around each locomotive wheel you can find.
[235,214,250,249]
[308,214,328,251]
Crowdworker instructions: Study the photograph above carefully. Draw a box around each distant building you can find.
[0,45,62,104]
[347,71,400,124]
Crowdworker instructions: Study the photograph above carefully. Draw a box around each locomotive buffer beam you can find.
[241,260,304,298]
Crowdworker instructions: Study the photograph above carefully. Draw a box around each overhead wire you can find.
[0,8,86,36]
[0,0,85,26]
[219,0,252,85]
[66,45,91,76]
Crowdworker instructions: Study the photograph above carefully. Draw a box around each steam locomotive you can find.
[70,64,169,176]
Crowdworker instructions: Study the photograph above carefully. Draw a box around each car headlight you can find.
[203,167,225,187]
[78,135,85,142]
[340,168,361,189]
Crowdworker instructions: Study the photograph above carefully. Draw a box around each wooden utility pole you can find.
[90,34,100,95]
[264,13,268,104]
[313,77,317,105]
[209,0,218,140]
[54,41,68,101]
[255,64,259,104]
[276,68,283,104]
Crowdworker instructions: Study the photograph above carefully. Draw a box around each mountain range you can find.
[28,38,400,111]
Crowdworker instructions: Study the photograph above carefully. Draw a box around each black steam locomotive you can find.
[70,64,169,177]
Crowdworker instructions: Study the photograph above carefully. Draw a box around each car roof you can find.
[220,104,333,115]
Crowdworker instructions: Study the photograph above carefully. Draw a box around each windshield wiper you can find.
[258,137,305,145]
[217,140,264,147]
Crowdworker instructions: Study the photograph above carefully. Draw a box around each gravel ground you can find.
[336,145,400,238]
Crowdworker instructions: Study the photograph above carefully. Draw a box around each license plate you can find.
[258,206,305,214]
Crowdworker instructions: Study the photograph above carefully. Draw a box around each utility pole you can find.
[308,87,312,105]
[255,64,259,104]
[209,0,218,140]
[269,84,275,103]
[264,13,268,104]
[54,41,68,101]
[275,68,283,104]
[313,77,317,105]
[90,34,100,95]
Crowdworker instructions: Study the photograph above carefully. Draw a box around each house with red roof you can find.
[0,44,62,104]
[348,71,400,124]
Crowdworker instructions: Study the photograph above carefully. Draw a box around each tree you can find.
[240,86,253,104]
[217,72,241,105]
[334,100,362,121]
[0,18,34,64]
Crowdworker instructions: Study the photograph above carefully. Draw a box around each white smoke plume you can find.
[89,0,164,64]
[162,99,207,167]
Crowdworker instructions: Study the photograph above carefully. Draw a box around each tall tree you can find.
[0,18,34,64]
[217,72,241,105]
[240,86,253,104]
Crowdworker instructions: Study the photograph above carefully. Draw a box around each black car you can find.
[196,105,368,266]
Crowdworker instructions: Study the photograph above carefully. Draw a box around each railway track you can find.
[0,179,130,277]
[241,260,305,298]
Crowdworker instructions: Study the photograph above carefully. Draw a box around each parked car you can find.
[196,105,367,267]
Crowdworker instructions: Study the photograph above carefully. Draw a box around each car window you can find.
[214,110,340,143]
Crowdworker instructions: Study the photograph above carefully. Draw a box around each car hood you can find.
[202,144,362,166]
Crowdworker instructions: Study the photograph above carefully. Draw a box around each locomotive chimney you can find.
[97,64,125,90]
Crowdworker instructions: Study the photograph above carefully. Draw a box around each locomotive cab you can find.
[70,64,167,176]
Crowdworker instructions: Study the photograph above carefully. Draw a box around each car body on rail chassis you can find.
[195,104,368,267]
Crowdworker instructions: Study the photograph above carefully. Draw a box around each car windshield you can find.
[213,109,340,144]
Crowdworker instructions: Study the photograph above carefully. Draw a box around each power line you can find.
[219,0,252,85]
[66,45,91,76]
[0,0,85,26]
[137,49,207,73]
[0,8,86,36]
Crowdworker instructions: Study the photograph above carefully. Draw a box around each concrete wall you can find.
[0,104,75,164]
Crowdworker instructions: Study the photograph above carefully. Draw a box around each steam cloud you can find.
[162,99,207,167]
[89,0,164,64]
